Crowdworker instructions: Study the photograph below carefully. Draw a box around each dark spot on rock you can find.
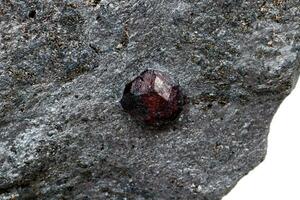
[85,95,92,100]
[218,100,227,106]
[74,94,79,98]
[207,103,213,109]
[96,15,101,21]
[101,187,110,192]
[28,10,36,18]
[91,0,101,7]
[81,118,89,123]
[66,185,74,192]
[10,146,17,154]
[100,144,105,151]
[89,43,99,54]
[120,69,185,126]
[55,124,63,132]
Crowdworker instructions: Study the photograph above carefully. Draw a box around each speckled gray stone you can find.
[0,0,299,200]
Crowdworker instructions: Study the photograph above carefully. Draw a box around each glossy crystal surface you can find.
[120,69,184,126]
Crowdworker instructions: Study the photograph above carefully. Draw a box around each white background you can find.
[223,80,300,200]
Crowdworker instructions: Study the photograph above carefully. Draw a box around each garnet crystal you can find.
[120,69,185,126]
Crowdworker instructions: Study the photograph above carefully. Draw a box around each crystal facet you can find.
[120,69,185,126]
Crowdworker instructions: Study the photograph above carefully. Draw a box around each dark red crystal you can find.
[120,69,185,126]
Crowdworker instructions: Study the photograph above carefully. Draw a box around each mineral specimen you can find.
[120,69,185,126]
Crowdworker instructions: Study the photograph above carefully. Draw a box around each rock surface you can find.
[0,0,299,199]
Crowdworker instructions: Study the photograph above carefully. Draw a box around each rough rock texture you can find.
[0,0,299,199]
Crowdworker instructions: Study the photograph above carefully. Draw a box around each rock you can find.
[0,0,299,199]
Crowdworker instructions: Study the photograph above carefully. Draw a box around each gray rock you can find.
[0,0,299,199]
